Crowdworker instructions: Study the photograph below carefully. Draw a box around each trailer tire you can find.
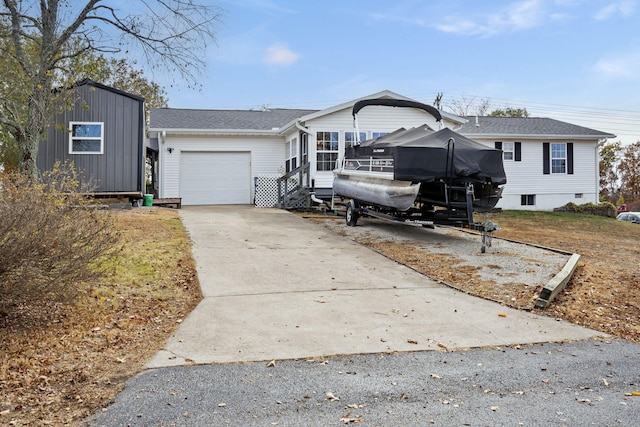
[346,203,359,227]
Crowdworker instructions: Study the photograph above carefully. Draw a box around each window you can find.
[543,142,573,175]
[372,132,387,139]
[285,136,298,172]
[316,131,339,171]
[575,193,583,199]
[69,122,103,154]
[503,142,514,161]
[551,143,566,173]
[345,131,367,146]
[521,194,536,206]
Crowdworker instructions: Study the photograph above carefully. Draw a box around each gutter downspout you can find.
[596,138,607,204]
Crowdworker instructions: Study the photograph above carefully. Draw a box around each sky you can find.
[155,0,640,145]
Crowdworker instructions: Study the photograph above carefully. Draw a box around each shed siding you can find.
[38,83,144,193]
[159,134,284,202]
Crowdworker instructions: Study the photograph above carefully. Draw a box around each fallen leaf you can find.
[430,373,442,379]
[407,339,418,345]
[491,406,500,412]
[326,392,340,401]
[340,412,362,423]
[498,313,507,317]
[266,360,276,368]
[217,403,227,407]
[437,343,448,350]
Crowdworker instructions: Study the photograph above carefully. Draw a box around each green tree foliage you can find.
[0,1,221,178]
[599,141,622,202]
[488,107,530,117]
[618,141,640,202]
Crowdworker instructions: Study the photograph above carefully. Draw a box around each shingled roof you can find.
[458,116,616,138]
[150,108,318,131]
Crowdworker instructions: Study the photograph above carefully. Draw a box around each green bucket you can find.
[143,194,153,207]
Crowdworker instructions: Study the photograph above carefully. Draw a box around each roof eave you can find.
[149,128,282,137]
[461,133,616,140]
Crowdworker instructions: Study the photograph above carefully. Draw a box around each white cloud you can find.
[435,0,546,36]
[593,51,640,79]
[264,44,299,66]
[594,1,636,21]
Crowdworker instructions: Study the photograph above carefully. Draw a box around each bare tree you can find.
[0,0,221,177]
[446,93,492,116]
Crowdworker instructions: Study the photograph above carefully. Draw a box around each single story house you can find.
[148,90,615,210]
[38,79,148,199]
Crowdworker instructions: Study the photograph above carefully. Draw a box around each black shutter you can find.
[495,141,502,150]
[515,142,521,162]
[567,142,574,174]
[543,142,550,174]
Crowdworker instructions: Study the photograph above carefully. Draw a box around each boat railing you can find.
[342,157,394,174]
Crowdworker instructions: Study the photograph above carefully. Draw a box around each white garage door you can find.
[180,151,251,205]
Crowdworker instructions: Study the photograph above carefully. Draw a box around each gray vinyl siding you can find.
[38,82,144,193]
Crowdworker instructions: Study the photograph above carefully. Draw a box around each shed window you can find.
[69,122,104,154]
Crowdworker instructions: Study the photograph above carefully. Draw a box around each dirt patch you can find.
[306,212,640,344]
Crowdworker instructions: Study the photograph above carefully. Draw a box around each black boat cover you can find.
[345,125,507,185]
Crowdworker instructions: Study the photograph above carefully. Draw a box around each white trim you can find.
[69,121,104,154]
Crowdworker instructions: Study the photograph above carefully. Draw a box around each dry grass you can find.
[0,208,201,426]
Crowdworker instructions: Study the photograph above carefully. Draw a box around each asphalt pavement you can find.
[86,206,639,426]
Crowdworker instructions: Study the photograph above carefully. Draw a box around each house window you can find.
[575,193,583,199]
[301,133,308,165]
[345,131,367,146]
[69,122,104,154]
[521,194,536,206]
[551,143,566,173]
[285,136,298,172]
[503,142,514,161]
[316,131,339,171]
[372,132,387,139]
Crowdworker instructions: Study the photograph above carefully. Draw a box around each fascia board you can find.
[461,133,617,140]
[148,128,282,137]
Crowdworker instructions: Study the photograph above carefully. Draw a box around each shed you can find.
[37,79,146,200]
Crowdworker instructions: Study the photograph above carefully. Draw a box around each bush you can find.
[0,164,120,303]
[553,201,617,217]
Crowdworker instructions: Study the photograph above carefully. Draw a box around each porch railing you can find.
[276,162,311,209]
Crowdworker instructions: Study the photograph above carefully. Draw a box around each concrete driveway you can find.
[147,206,602,368]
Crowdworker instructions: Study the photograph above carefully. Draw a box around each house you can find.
[38,79,147,201]
[148,90,615,210]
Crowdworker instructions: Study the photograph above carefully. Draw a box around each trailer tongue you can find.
[332,98,506,253]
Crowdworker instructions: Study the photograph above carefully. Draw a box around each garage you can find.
[180,151,251,205]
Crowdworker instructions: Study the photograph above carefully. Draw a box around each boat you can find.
[332,98,507,252]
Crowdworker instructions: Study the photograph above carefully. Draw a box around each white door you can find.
[180,151,251,205]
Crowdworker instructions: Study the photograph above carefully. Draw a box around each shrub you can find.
[553,201,617,217]
[0,164,120,303]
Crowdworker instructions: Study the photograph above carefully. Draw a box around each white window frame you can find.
[285,136,298,172]
[69,121,104,154]
[551,143,566,174]
[503,142,514,161]
[316,131,339,172]
[345,131,367,146]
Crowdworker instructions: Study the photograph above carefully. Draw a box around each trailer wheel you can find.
[346,202,359,227]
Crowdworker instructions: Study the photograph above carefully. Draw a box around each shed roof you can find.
[150,107,317,131]
[458,116,616,139]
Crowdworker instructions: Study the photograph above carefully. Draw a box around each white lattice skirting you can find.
[254,174,281,208]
